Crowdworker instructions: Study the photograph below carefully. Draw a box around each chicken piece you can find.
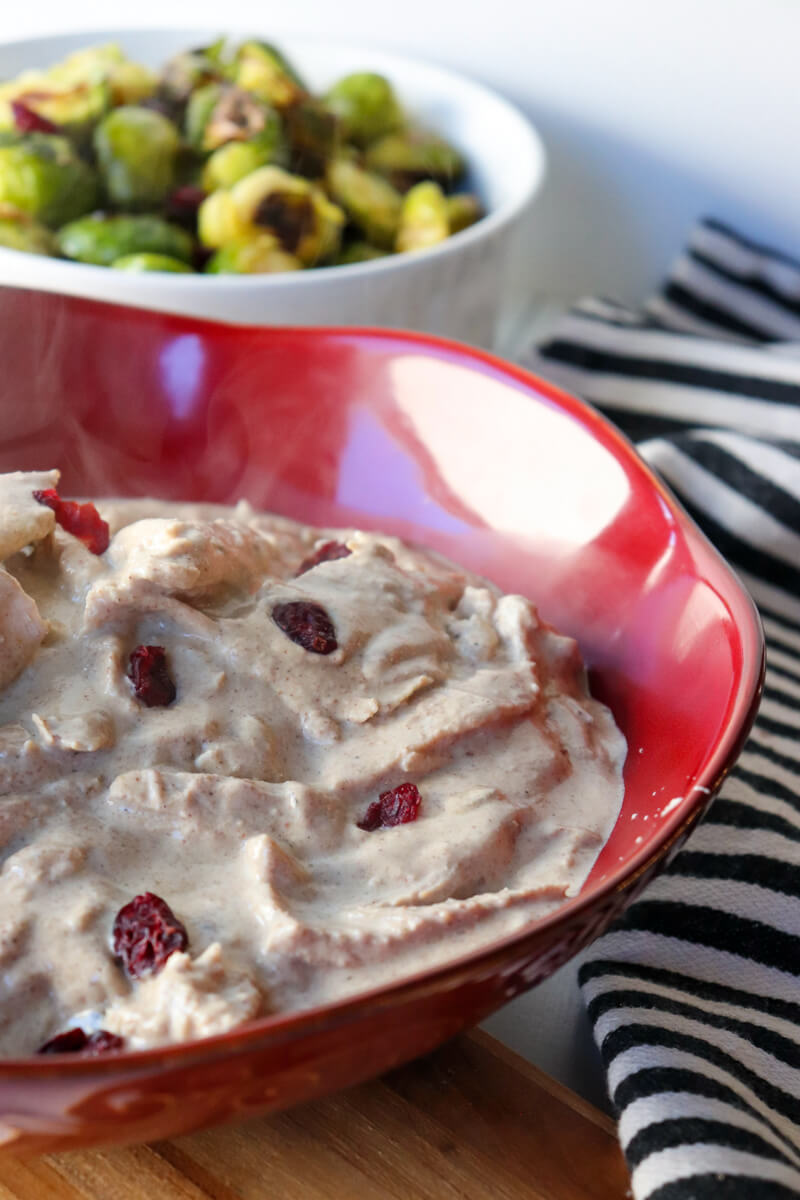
[0,569,47,690]
[0,470,59,561]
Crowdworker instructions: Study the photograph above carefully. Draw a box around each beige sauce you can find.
[0,471,625,1054]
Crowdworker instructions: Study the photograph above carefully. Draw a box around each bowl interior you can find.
[0,288,763,894]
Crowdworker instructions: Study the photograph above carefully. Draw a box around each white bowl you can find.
[0,29,545,347]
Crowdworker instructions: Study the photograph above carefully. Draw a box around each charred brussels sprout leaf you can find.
[188,85,285,156]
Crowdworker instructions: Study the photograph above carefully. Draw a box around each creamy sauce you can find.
[0,471,625,1055]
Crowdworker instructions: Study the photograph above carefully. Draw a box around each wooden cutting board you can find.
[0,1031,630,1199]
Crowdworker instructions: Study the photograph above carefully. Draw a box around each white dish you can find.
[0,29,546,347]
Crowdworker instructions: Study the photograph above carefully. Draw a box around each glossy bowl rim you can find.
[0,28,545,288]
[0,319,765,1077]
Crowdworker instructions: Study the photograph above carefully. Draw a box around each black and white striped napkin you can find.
[524,219,800,1200]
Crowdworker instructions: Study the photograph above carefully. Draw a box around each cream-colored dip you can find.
[0,470,625,1055]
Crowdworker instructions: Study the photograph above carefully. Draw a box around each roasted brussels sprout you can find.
[201,133,282,191]
[327,157,401,249]
[334,239,388,265]
[0,132,98,227]
[57,213,193,266]
[324,72,403,146]
[0,81,110,148]
[446,192,483,234]
[0,45,153,134]
[94,105,180,209]
[396,180,449,253]
[184,83,222,150]
[0,210,57,255]
[233,41,306,109]
[205,233,302,274]
[364,129,464,191]
[285,99,339,179]
[111,252,194,272]
[49,43,158,107]
[159,40,227,108]
[198,189,248,247]
[201,165,344,265]
[106,61,158,106]
[187,85,285,156]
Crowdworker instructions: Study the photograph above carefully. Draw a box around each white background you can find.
[3,0,790,1108]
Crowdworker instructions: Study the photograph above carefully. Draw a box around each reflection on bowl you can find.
[0,287,763,1153]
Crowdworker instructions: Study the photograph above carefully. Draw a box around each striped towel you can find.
[524,219,800,1200]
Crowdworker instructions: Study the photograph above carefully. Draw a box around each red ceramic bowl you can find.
[0,288,763,1153]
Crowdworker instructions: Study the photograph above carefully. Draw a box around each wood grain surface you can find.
[0,1031,630,1199]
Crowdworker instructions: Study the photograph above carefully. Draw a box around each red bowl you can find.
[0,288,763,1153]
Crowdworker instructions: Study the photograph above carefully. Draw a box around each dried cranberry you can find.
[166,184,206,228]
[113,892,188,979]
[83,1030,125,1055]
[272,600,337,654]
[38,1028,124,1055]
[295,540,351,576]
[358,783,421,831]
[38,1028,88,1054]
[11,100,58,134]
[128,645,176,708]
[33,488,110,555]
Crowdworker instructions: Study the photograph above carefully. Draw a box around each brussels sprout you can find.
[0,81,110,148]
[184,83,222,150]
[233,41,306,109]
[326,157,401,249]
[49,44,157,107]
[324,73,403,146]
[0,133,98,227]
[107,61,158,106]
[112,252,194,272]
[198,189,249,248]
[205,233,301,274]
[284,99,339,178]
[57,213,193,267]
[364,129,464,192]
[47,44,127,86]
[188,85,285,156]
[201,133,283,191]
[0,211,57,255]
[334,239,388,265]
[94,106,180,210]
[446,192,483,234]
[396,180,449,254]
[0,46,155,126]
[228,165,344,264]
[159,40,228,107]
